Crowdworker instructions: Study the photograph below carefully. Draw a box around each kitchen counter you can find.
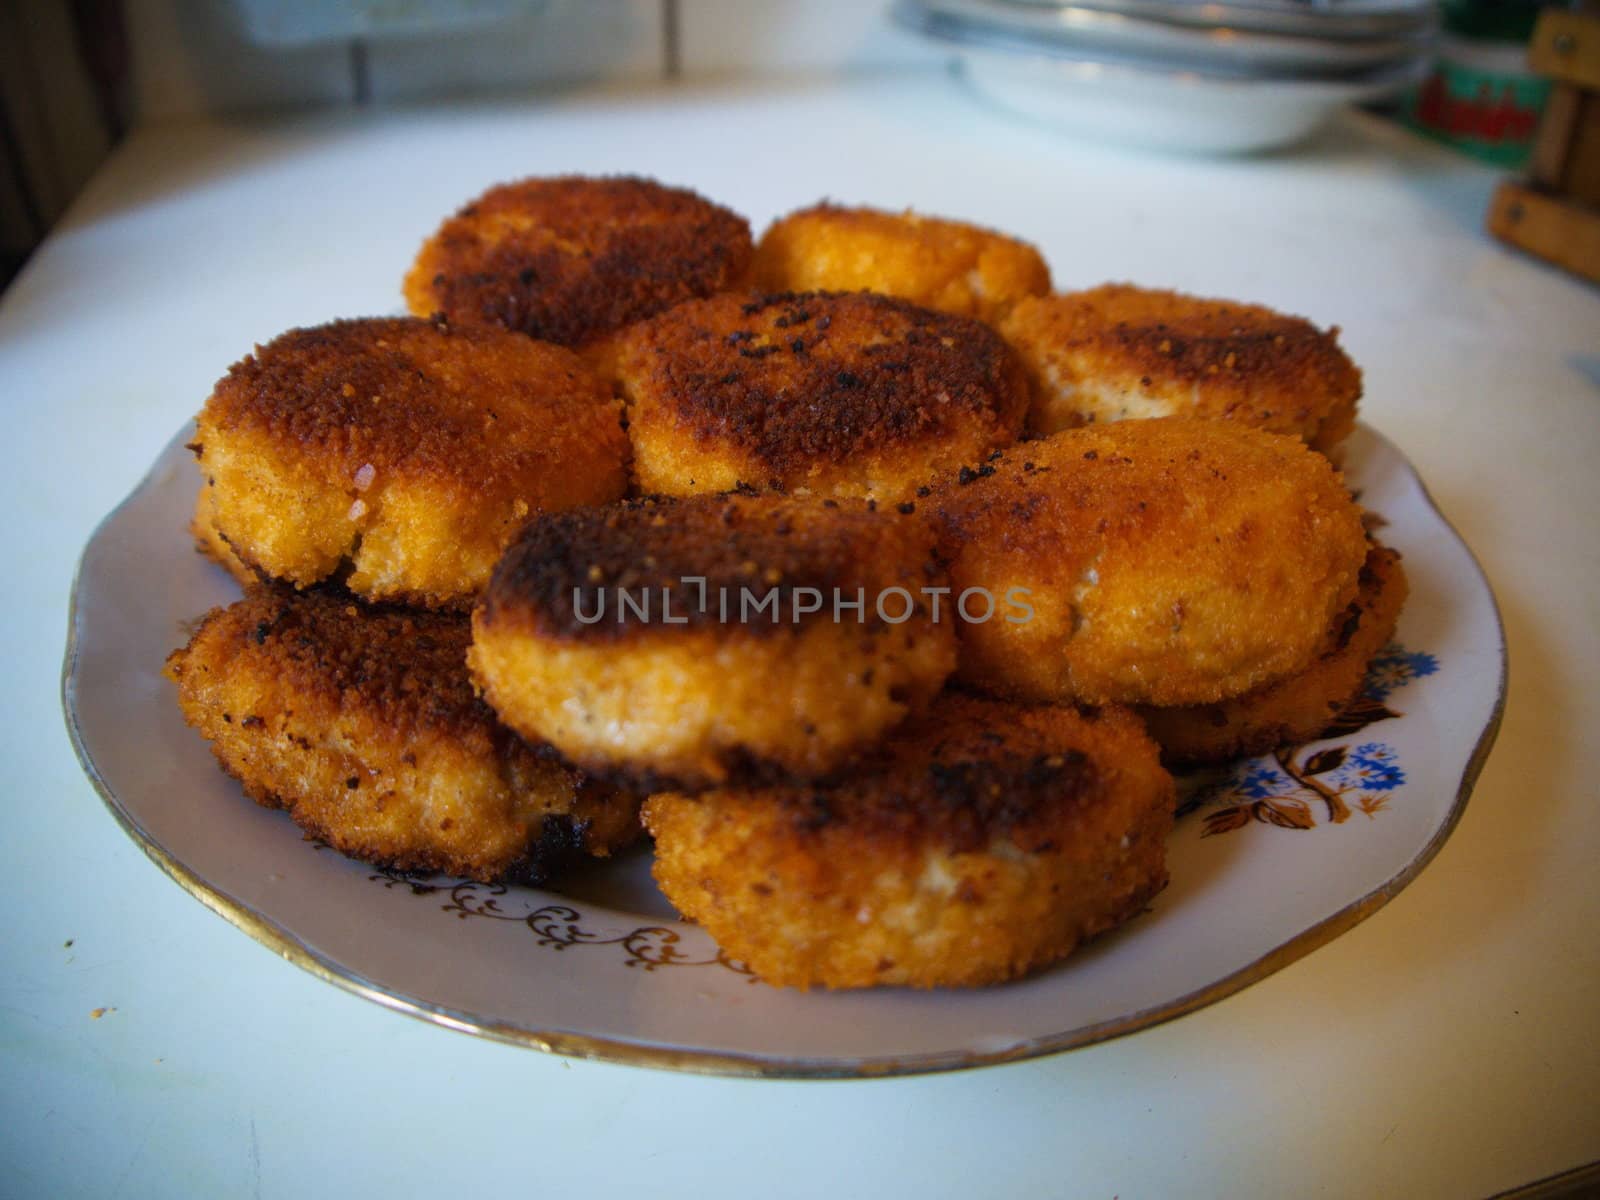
[4,72,1597,1198]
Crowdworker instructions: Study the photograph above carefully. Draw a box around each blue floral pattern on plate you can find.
[1178,643,1436,835]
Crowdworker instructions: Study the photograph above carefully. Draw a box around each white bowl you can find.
[956,46,1428,152]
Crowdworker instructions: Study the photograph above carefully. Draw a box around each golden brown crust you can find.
[933,418,1369,707]
[190,484,259,588]
[1139,544,1408,763]
[752,203,1050,323]
[404,175,753,347]
[1001,284,1362,446]
[644,694,1174,989]
[1310,390,1359,460]
[616,291,1029,501]
[193,316,628,609]
[469,492,958,789]
[199,317,621,491]
[164,589,639,882]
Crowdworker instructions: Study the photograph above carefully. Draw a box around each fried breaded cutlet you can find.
[190,483,256,588]
[469,492,958,791]
[1140,543,1407,764]
[934,418,1369,708]
[1001,284,1362,451]
[751,202,1051,324]
[645,693,1174,989]
[192,317,628,610]
[403,175,753,352]
[615,291,1030,502]
[164,589,639,883]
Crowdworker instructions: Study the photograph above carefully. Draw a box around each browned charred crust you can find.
[1097,308,1351,394]
[168,588,495,744]
[407,176,753,346]
[164,588,641,880]
[643,691,1171,988]
[672,695,1159,852]
[198,316,617,490]
[504,810,589,884]
[527,735,872,797]
[478,491,940,641]
[769,697,1115,853]
[617,291,1030,473]
[776,749,1101,855]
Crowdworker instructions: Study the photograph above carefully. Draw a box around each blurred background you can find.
[0,0,1582,289]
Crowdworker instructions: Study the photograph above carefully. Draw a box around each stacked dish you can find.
[894,0,1438,152]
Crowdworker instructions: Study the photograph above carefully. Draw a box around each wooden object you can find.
[1487,180,1600,282]
[1489,9,1600,283]
[1528,10,1600,92]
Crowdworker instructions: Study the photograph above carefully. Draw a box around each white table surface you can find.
[4,72,1597,1199]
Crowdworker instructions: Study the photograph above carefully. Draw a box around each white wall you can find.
[124,0,948,123]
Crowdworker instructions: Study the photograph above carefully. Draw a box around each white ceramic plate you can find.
[63,423,1504,1078]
